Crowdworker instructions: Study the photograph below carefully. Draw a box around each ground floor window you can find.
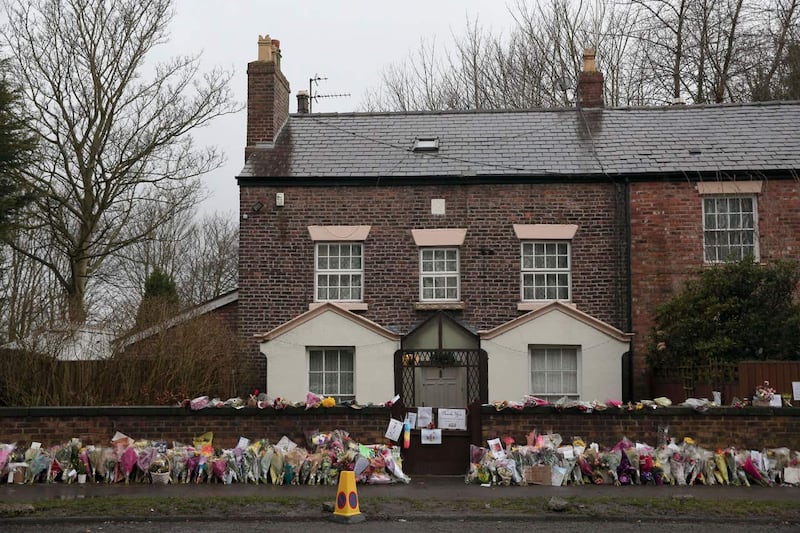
[309,348,355,402]
[530,346,578,401]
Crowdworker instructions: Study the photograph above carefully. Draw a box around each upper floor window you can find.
[315,243,363,301]
[521,241,571,301]
[530,346,578,401]
[702,196,758,263]
[309,347,354,402]
[420,247,459,301]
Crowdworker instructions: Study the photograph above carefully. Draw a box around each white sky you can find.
[165,0,517,217]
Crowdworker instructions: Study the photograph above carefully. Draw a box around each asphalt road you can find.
[2,517,799,532]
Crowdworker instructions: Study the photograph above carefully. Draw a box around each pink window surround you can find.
[696,181,762,195]
[308,302,368,312]
[411,228,467,247]
[307,225,371,241]
[513,224,578,240]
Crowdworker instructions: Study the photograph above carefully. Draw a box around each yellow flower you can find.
[322,396,336,408]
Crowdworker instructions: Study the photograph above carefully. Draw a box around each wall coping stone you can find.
[479,405,800,417]
[0,405,390,418]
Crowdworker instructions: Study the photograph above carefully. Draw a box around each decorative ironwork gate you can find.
[395,349,487,407]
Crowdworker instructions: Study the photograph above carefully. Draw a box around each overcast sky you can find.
[165,0,517,217]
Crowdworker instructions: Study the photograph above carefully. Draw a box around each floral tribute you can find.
[0,428,410,486]
[187,391,355,411]
[756,381,776,402]
[466,426,799,487]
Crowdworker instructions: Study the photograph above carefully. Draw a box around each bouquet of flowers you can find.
[756,381,776,402]
[305,392,323,409]
[321,396,336,408]
[25,445,50,484]
[0,442,14,475]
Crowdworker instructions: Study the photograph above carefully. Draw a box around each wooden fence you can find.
[651,360,800,403]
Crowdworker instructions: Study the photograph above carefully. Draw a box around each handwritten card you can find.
[438,408,467,430]
[417,406,433,428]
[421,429,442,445]
[385,418,403,441]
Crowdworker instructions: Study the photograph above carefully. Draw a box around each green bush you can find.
[648,257,800,375]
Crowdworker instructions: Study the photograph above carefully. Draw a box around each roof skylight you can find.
[413,137,439,152]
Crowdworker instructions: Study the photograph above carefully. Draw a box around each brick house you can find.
[237,36,800,405]
[238,36,631,407]
[629,135,800,398]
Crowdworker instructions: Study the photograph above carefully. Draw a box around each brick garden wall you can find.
[0,407,391,450]
[481,406,800,451]
[239,181,629,394]
[2,406,798,453]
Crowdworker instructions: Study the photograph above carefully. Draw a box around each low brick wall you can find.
[1,406,799,452]
[0,406,393,449]
[481,405,800,451]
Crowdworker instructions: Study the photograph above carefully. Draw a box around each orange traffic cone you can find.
[328,470,366,524]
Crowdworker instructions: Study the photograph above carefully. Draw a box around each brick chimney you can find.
[246,35,290,161]
[577,48,604,108]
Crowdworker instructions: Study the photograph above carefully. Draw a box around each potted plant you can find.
[75,460,87,484]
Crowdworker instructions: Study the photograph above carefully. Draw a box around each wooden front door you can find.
[418,366,467,408]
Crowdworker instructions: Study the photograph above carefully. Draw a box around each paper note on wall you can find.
[438,408,467,430]
[421,429,442,445]
[417,406,433,428]
[385,418,403,441]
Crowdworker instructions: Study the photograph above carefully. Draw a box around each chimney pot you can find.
[583,48,597,73]
[257,34,273,62]
[297,90,310,114]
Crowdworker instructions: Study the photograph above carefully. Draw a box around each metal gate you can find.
[392,312,488,475]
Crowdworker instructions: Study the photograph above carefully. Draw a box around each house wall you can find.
[239,181,628,395]
[629,178,800,399]
[260,310,399,404]
[482,309,627,402]
[213,300,238,333]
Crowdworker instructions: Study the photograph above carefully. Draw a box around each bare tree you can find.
[363,0,654,110]
[0,227,64,343]
[177,212,238,305]
[747,0,800,100]
[364,0,798,111]
[0,0,240,322]
[92,208,238,332]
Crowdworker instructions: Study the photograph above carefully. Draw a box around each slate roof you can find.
[238,101,800,181]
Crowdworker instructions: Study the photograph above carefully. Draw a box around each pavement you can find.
[2,476,800,525]
[1,475,799,501]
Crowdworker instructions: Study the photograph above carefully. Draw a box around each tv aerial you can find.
[309,74,350,113]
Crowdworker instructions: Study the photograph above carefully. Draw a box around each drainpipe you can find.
[624,176,634,402]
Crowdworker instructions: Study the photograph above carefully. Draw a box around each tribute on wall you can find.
[438,408,467,430]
